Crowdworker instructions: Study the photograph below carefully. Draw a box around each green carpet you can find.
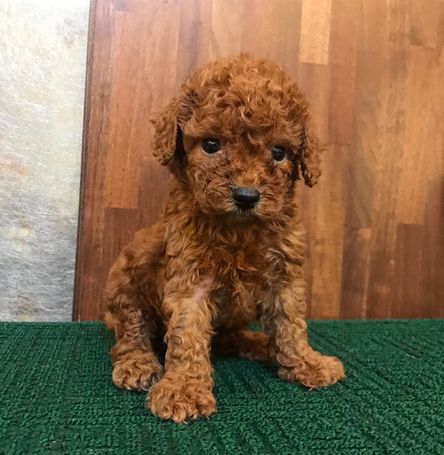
[0,321,443,454]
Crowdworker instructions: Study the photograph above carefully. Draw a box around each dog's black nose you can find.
[232,187,260,209]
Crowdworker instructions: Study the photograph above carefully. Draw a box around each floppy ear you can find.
[297,125,323,187]
[150,97,181,166]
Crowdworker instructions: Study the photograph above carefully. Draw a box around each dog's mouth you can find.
[232,206,255,217]
[225,205,258,224]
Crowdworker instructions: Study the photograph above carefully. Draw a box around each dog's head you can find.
[151,55,323,223]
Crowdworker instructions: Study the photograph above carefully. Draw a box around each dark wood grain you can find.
[74,0,444,320]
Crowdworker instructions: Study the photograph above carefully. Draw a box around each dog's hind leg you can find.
[104,227,165,391]
[213,330,271,361]
[105,300,163,391]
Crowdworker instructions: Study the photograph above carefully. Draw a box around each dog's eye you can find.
[202,138,221,154]
[271,145,287,162]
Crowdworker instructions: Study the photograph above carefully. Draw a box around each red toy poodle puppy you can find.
[104,54,345,423]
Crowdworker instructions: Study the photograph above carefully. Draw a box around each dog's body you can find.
[104,55,344,422]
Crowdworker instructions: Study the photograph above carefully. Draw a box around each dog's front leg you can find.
[147,281,216,423]
[268,274,345,389]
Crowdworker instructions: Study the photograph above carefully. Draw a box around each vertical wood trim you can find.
[73,0,97,321]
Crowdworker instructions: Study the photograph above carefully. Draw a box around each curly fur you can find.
[104,55,344,423]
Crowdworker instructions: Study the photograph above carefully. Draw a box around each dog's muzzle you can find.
[232,186,260,210]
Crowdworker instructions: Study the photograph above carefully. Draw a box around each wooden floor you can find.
[74,0,444,320]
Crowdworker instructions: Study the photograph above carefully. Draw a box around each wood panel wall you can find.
[74,0,444,320]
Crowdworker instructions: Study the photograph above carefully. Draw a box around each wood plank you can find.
[299,0,332,65]
[393,224,424,318]
[341,228,372,319]
[422,178,444,318]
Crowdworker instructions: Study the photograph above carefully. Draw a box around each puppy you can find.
[104,55,345,423]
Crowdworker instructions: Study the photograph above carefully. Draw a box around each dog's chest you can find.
[210,277,261,328]
[208,232,285,275]
[209,245,284,327]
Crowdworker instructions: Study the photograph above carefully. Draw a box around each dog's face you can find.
[151,56,322,223]
[181,107,302,222]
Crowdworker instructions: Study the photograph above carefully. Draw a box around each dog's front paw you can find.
[147,373,216,423]
[112,354,163,391]
[278,353,345,389]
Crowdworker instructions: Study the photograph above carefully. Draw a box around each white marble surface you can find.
[0,0,90,320]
